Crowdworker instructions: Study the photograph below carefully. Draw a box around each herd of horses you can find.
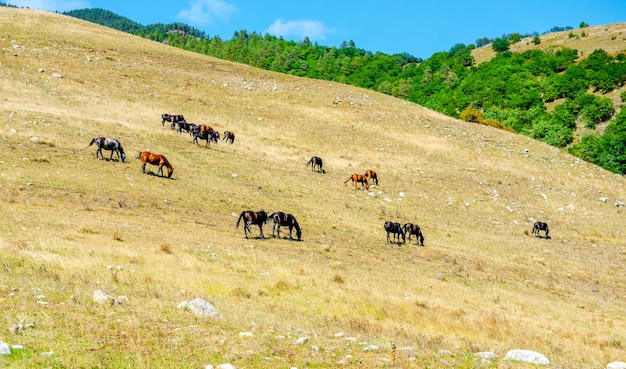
[86,115,551,244]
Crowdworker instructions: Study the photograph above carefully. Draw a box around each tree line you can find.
[57,8,626,175]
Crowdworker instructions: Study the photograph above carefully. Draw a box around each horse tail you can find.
[236,212,245,228]
[306,158,313,167]
[85,138,96,149]
[344,176,352,184]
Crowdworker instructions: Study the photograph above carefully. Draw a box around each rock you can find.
[475,351,497,360]
[178,298,221,318]
[0,341,10,355]
[607,362,626,369]
[504,349,549,366]
[294,336,308,345]
[93,290,119,305]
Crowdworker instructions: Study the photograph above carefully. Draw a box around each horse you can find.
[344,174,369,190]
[86,137,126,162]
[222,131,235,144]
[192,129,219,148]
[137,151,174,178]
[176,121,196,135]
[384,222,405,244]
[236,210,268,239]
[364,169,378,186]
[161,114,185,129]
[306,156,325,173]
[268,211,302,241]
[532,222,550,239]
[403,223,424,246]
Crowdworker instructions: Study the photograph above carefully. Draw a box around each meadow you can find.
[1,8,625,368]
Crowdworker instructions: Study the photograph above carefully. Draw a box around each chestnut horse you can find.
[306,156,324,173]
[87,137,126,162]
[344,173,369,190]
[137,151,174,178]
[364,169,378,186]
[236,210,268,239]
[384,221,405,244]
[268,211,302,241]
[403,223,424,246]
[222,131,235,144]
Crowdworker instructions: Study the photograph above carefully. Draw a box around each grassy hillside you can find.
[1,8,626,369]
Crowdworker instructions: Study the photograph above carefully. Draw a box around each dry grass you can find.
[1,8,626,369]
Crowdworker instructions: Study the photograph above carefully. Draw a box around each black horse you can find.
[87,137,126,162]
[384,221,405,244]
[268,211,302,241]
[192,129,220,148]
[532,222,550,239]
[176,121,197,135]
[236,210,268,239]
[306,156,325,173]
[161,114,185,129]
[403,223,424,246]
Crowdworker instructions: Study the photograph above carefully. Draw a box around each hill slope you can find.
[1,8,626,369]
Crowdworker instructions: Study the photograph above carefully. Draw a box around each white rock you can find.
[475,351,497,360]
[294,336,308,345]
[504,349,549,366]
[363,344,378,351]
[93,290,118,305]
[607,362,626,369]
[0,341,10,355]
[239,332,253,337]
[216,364,236,369]
[178,298,221,318]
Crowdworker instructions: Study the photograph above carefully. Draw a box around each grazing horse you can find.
[87,137,126,162]
[268,211,302,241]
[403,223,424,246]
[384,222,405,244]
[161,114,185,129]
[222,131,235,144]
[344,174,369,190]
[176,121,196,135]
[306,156,325,173]
[236,210,268,239]
[192,129,219,148]
[364,170,378,186]
[137,151,174,178]
[532,222,550,239]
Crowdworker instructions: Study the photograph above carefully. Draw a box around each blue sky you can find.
[8,0,626,59]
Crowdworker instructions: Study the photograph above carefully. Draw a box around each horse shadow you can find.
[145,171,176,180]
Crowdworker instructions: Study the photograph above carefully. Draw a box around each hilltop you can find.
[1,8,626,369]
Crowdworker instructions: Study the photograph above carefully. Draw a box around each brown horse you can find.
[344,173,369,190]
[236,210,268,239]
[364,169,378,186]
[222,131,235,144]
[137,151,174,178]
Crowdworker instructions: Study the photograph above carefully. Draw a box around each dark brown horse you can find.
[222,131,235,144]
[268,211,302,241]
[86,137,126,162]
[344,173,369,190]
[403,223,424,246]
[384,221,405,244]
[236,210,268,239]
[532,222,550,239]
[137,151,174,178]
[364,169,378,186]
[306,156,325,173]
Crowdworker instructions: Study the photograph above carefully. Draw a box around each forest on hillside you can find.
[23,7,626,175]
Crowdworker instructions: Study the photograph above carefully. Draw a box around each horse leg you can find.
[141,163,147,174]
[244,222,251,239]
[157,164,163,177]
[258,224,265,239]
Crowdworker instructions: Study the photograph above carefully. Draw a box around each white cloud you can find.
[265,19,333,41]
[10,0,91,12]
[177,0,238,26]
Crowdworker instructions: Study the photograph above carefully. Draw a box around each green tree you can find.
[492,38,510,52]
[532,35,541,45]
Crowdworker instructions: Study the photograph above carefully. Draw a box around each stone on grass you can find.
[504,349,549,366]
[177,298,221,318]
